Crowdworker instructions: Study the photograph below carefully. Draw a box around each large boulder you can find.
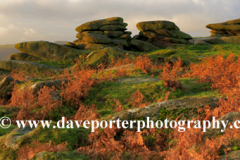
[221,36,240,44]
[153,29,192,39]
[86,47,136,67]
[10,52,44,62]
[206,18,240,37]
[112,39,130,48]
[82,32,112,44]
[99,25,126,31]
[134,20,192,50]
[73,40,111,50]
[15,41,87,62]
[131,39,159,52]
[28,79,69,95]
[75,17,125,32]
[136,21,180,31]
[193,36,240,45]
[4,126,35,150]
[109,97,220,121]
[64,42,78,49]
[204,111,240,139]
[103,31,125,38]
[73,17,132,50]
[0,60,62,74]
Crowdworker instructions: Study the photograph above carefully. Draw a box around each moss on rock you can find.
[86,47,136,67]
[136,21,180,32]
[10,52,44,62]
[75,17,124,32]
[0,60,62,74]
[15,41,88,62]
[82,33,112,44]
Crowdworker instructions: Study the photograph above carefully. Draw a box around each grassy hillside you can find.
[1,43,240,159]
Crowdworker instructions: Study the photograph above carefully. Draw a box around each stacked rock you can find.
[72,17,132,50]
[132,20,193,51]
[206,18,240,37]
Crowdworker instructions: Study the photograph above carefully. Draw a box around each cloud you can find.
[0,0,240,45]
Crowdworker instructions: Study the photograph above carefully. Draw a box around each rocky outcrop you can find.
[0,76,15,99]
[15,41,87,62]
[104,64,135,72]
[28,79,69,95]
[110,97,220,121]
[206,18,240,37]
[86,47,136,67]
[0,60,62,74]
[193,36,240,45]
[10,52,44,62]
[204,112,240,139]
[131,39,159,52]
[73,17,132,50]
[4,126,35,150]
[115,77,159,84]
[132,20,192,51]
[220,150,240,160]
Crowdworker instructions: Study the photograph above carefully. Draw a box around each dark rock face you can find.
[73,17,132,50]
[131,39,159,52]
[132,20,192,51]
[206,18,240,37]
[0,76,14,99]
[10,52,44,62]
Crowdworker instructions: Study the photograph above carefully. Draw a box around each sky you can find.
[0,0,239,45]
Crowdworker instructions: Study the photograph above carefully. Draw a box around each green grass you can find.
[25,122,90,150]
[146,44,240,63]
[0,125,17,137]
[83,77,220,118]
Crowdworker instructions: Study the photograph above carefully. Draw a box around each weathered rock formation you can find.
[193,36,240,45]
[206,18,240,37]
[132,20,193,51]
[220,150,240,160]
[72,17,132,50]
[109,97,220,121]
[10,52,44,62]
[4,126,35,150]
[14,41,87,62]
[0,60,62,74]
[85,47,136,67]
[28,79,69,95]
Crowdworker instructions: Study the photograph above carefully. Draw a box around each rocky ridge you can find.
[71,17,132,50]
[132,20,193,50]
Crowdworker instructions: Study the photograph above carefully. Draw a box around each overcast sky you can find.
[0,0,239,45]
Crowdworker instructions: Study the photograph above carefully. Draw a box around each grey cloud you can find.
[0,0,240,45]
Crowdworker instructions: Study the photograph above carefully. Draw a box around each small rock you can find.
[4,126,35,150]
[219,150,240,160]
